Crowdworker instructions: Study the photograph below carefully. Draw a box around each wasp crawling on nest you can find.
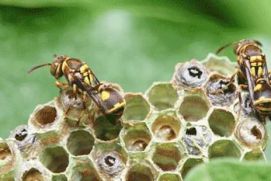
[217,39,271,121]
[28,55,126,120]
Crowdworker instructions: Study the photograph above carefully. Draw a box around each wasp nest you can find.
[0,54,268,181]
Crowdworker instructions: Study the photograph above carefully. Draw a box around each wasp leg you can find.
[83,91,88,102]
[237,91,243,120]
[55,81,69,90]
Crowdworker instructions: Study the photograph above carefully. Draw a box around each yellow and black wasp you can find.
[28,55,126,119]
[216,39,271,119]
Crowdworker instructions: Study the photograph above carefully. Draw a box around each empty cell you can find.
[67,130,94,156]
[147,83,178,111]
[208,140,241,159]
[159,173,182,181]
[123,124,151,152]
[152,114,180,141]
[179,94,209,122]
[243,150,265,161]
[208,109,235,137]
[0,142,11,161]
[52,174,67,181]
[152,143,182,171]
[39,146,69,173]
[181,158,203,178]
[126,164,154,181]
[123,94,150,122]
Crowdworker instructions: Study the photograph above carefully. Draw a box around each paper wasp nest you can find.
[0,54,268,181]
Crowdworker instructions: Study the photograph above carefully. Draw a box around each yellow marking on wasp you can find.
[84,77,90,85]
[251,63,257,67]
[101,91,110,101]
[250,67,256,77]
[250,56,262,62]
[62,58,70,72]
[107,102,126,113]
[80,64,89,73]
[258,67,263,76]
[254,83,262,92]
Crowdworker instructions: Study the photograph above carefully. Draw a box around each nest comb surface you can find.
[0,54,268,181]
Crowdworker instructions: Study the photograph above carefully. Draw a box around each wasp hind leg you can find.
[55,80,69,90]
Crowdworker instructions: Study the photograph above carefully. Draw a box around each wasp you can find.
[216,39,271,119]
[28,55,126,119]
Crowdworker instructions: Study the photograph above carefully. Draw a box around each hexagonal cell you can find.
[123,123,152,152]
[19,160,51,181]
[181,158,204,178]
[182,125,212,155]
[205,73,237,107]
[30,104,58,128]
[39,146,69,173]
[179,92,209,122]
[0,140,17,178]
[52,174,68,181]
[93,115,122,141]
[151,113,181,142]
[202,54,235,76]
[208,140,241,159]
[172,60,209,89]
[152,143,182,171]
[69,157,102,181]
[123,94,150,122]
[0,142,12,161]
[22,168,44,181]
[147,83,178,111]
[159,173,182,181]
[92,142,127,178]
[208,108,235,137]
[235,118,266,149]
[243,149,265,161]
[9,125,38,159]
[67,130,94,156]
[126,163,155,181]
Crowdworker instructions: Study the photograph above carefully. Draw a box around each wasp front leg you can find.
[55,80,69,90]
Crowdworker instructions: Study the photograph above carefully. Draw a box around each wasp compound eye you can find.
[172,60,208,89]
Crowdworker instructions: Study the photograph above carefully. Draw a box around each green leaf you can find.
[185,159,271,181]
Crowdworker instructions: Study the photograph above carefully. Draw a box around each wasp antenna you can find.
[215,42,237,55]
[27,63,51,74]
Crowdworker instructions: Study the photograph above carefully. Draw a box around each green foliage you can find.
[185,159,271,181]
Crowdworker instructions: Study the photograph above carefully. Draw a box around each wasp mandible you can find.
[216,39,271,118]
[28,55,126,119]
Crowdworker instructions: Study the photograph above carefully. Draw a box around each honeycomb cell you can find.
[202,54,235,76]
[179,92,209,122]
[123,94,150,122]
[0,142,12,161]
[147,83,178,111]
[181,158,204,178]
[151,114,181,142]
[243,149,265,161]
[67,130,94,156]
[52,174,68,181]
[208,140,241,159]
[152,143,182,171]
[39,146,69,173]
[123,123,152,152]
[182,125,212,155]
[93,115,122,141]
[205,73,237,107]
[172,60,209,88]
[235,118,266,148]
[92,142,127,178]
[22,168,44,181]
[126,163,155,181]
[208,108,235,137]
[158,173,182,181]
[30,105,58,127]
[70,157,102,181]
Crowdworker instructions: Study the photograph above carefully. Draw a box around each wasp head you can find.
[50,55,67,79]
[234,40,263,57]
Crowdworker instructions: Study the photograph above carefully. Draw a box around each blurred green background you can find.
[1,1,271,139]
